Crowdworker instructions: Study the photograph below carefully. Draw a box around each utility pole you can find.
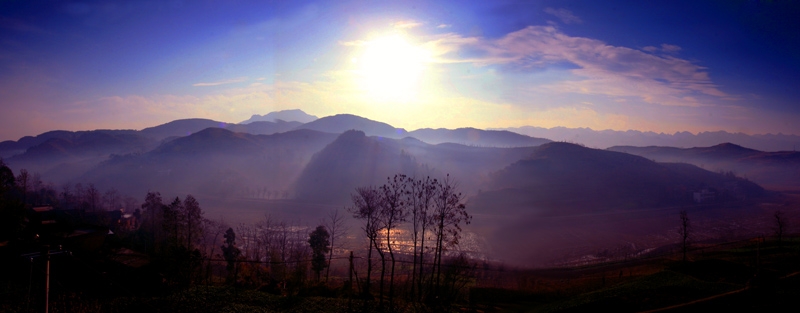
[44,246,50,313]
[21,244,70,313]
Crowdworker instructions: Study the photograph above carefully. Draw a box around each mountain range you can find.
[3,109,796,198]
[608,143,800,190]
[500,126,800,152]
[1,109,796,266]
[239,109,318,124]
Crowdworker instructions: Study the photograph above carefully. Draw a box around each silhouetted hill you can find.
[225,120,303,135]
[468,142,765,266]
[293,130,417,204]
[609,143,761,162]
[292,129,548,205]
[0,130,77,158]
[240,109,318,124]
[408,127,551,147]
[400,142,541,195]
[501,126,800,151]
[608,143,800,189]
[471,142,763,216]
[5,130,156,181]
[83,129,338,198]
[294,114,407,138]
[152,127,262,155]
[140,118,227,140]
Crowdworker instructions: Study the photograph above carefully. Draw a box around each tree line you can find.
[350,173,471,308]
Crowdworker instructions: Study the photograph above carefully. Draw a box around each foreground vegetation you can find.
[470,237,800,312]
[3,235,800,312]
[3,159,800,312]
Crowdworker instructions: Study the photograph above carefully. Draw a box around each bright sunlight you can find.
[352,34,431,101]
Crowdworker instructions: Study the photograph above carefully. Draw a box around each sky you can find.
[1,0,799,141]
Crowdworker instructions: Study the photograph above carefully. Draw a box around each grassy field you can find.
[467,237,800,312]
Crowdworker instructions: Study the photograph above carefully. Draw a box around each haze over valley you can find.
[3,109,797,266]
[3,1,800,311]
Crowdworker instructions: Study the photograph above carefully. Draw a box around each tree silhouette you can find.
[379,174,409,307]
[324,208,349,282]
[774,210,786,247]
[85,183,100,212]
[349,186,384,298]
[164,197,183,246]
[15,169,28,205]
[183,194,203,250]
[0,160,24,241]
[222,227,241,284]
[409,175,437,301]
[141,191,164,253]
[431,174,471,295]
[308,225,330,281]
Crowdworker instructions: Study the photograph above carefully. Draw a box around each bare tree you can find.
[379,174,409,307]
[60,183,73,209]
[183,194,203,250]
[430,174,471,295]
[85,183,100,212]
[141,191,164,253]
[324,208,349,282]
[103,187,121,211]
[258,214,276,273]
[16,169,29,205]
[679,210,691,262]
[408,175,437,300]
[349,186,384,298]
[202,218,228,284]
[29,172,42,204]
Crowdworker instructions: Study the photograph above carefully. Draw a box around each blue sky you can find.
[1,0,799,141]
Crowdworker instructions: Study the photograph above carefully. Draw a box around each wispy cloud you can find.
[437,24,451,29]
[660,44,681,53]
[339,40,366,47]
[393,20,423,29]
[643,44,682,54]
[423,26,732,106]
[642,46,658,52]
[192,77,248,87]
[544,8,583,25]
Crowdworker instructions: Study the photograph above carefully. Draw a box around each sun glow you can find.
[353,34,431,101]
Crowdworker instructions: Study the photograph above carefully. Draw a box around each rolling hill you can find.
[608,143,800,189]
[140,118,227,140]
[502,126,800,151]
[294,114,408,138]
[408,127,551,147]
[82,128,339,198]
[239,109,318,124]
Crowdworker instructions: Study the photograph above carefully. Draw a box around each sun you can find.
[352,34,431,101]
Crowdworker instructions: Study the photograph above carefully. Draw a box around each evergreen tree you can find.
[308,225,330,281]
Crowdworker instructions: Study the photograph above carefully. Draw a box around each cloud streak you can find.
[544,8,582,25]
[394,20,423,29]
[192,77,249,87]
[423,26,732,107]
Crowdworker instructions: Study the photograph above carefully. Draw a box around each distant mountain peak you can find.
[408,127,550,147]
[295,114,407,138]
[710,142,752,151]
[240,109,318,124]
